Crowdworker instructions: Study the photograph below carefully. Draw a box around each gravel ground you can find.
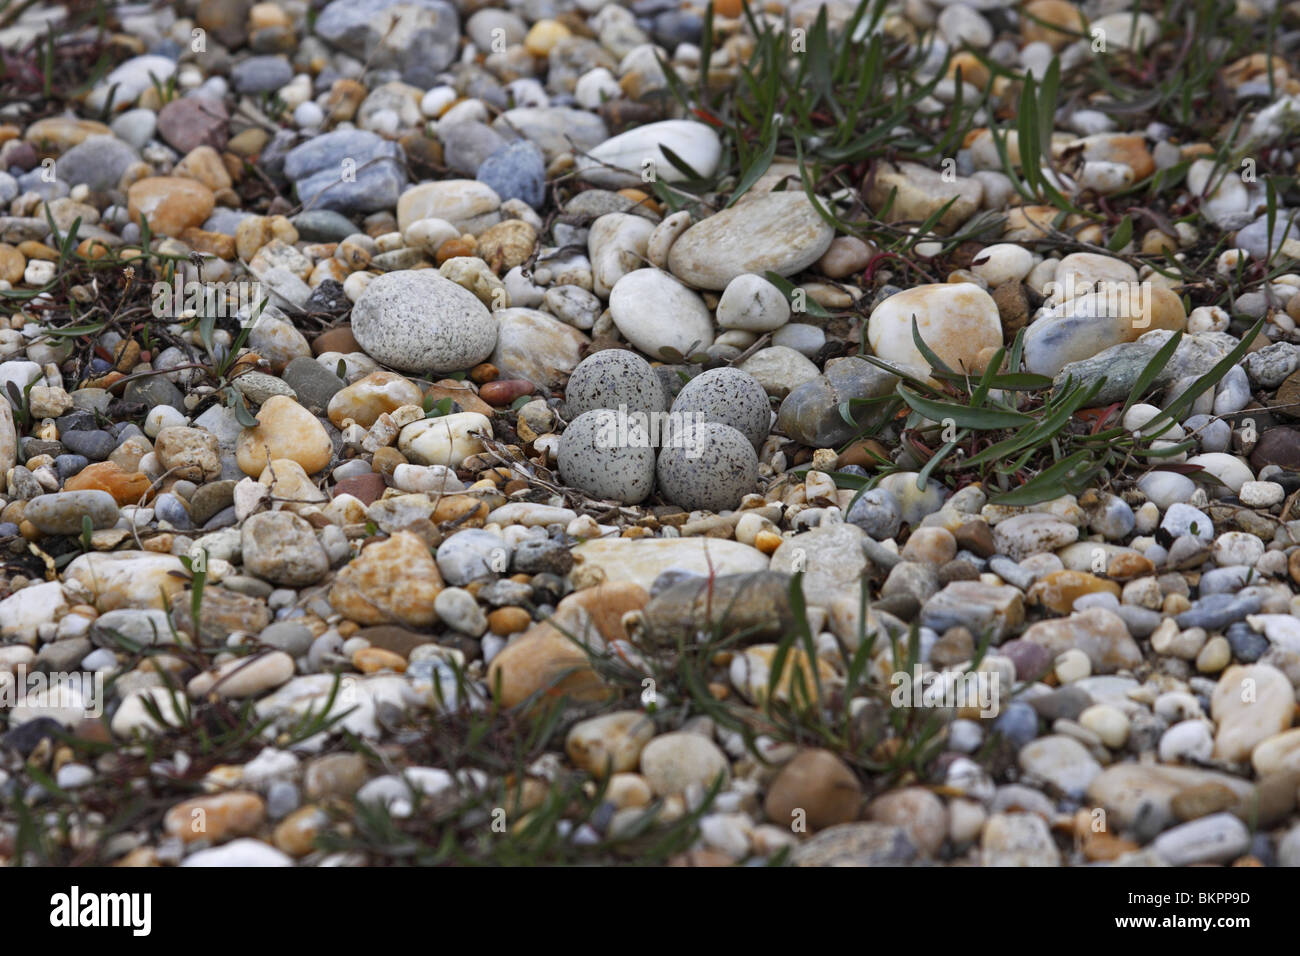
[0,0,1299,867]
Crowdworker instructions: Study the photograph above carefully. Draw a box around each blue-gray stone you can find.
[1235,212,1300,260]
[1113,605,1162,639]
[16,170,68,200]
[315,0,459,88]
[154,492,193,530]
[282,355,344,414]
[290,209,358,242]
[1176,593,1262,631]
[992,701,1039,746]
[266,780,300,820]
[846,488,902,540]
[203,207,255,236]
[283,129,408,214]
[1198,566,1254,595]
[202,505,239,531]
[652,10,703,45]
[987,555,1034,591]
[231,55,293,94]
[443,121,508,177]
[1225,622,1268,663]
[124,375,185,412]
[55,136,138,192]
[477,139,545,209]
[54,454,88,480]
[58,429,115,461]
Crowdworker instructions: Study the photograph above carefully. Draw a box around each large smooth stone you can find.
[609,268,713,360]
[867,283,1002,377]
[576,119,721,188]
[570,538,768,592]
[666,191,835,291]
[350,269,498,374]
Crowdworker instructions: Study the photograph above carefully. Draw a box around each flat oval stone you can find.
[350,269,498,374]
[24,490,119,535]
[577,119,720,188]
[609,268,713,359]
[666,191,835,291]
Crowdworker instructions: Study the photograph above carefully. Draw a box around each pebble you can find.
[715,274,791,332]
[867,283,1002,377]
[609,268,714,360]
[577,119,720,188]
[236,396,333,476]
[667,191,835,291]
[350,270,498,374]
[240,511,330,586]
[639,732,730,797]
[331,532,444,628]
[24,491,118,535]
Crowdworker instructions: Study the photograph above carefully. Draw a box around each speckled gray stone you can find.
[655,421,758,512]
[565,349,667,418]
[669,367,771,449]
[558,410,655,504]
[350,270,498,374]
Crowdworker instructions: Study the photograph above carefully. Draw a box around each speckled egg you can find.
[558,409,656,504]
[669,367,772,448]
[655,421,758,512]
[564,349,668,418]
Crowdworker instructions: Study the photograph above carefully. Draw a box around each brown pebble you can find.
[436,237,476,263]
[334,473,386,505]
[312,325,360,356]
[370,446,407,477]
[353,647,407,673]
[480,379,535,406]
[952,519,995,557]
[469,363,498,384]
[487,606,532,635]
[837,439,889,469]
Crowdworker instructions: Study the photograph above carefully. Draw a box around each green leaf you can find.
[1143,318,1265,431]
[657,143,706,183]
[1108,215,1134,252]
[1121,329,1182,417]
[762,271,831,318]
[727,126,777,207]
[897,386,1034,430]
[909,315,959,378]
[990,450,1103,506]
[916,435,962,489]
[231,390,260,427]
[426,396,454,418]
